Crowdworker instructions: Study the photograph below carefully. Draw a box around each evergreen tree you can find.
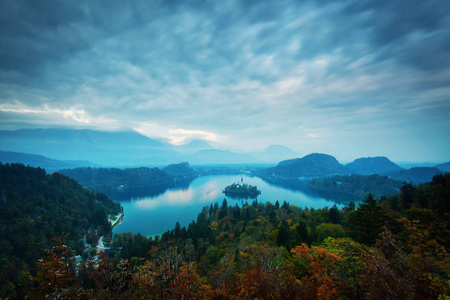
[276,220,290,248]
[351,193,387,245]
[329,204,340,224]
[296,220,309,245]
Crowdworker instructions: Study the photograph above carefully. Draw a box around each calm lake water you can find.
[113,175,340,237]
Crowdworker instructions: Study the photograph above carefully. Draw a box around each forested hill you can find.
[387,167,445,184]
[261,153,348,179]
[0,163,120,298]
[308,174,402,202]
[22,173,450,299]
[59,162,199,199]
[346,156,403,174]
[162,162,199,184]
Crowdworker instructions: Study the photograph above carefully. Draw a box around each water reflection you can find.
[110,182,193,201]
[113,175,342,237]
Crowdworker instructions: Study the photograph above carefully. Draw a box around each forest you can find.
[59,162,199,199]
[0,163,121,299]
[8,171,449,299]
[308,174,402,202]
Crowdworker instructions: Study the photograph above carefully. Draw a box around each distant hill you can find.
[174,140,214,154]
[0,128,181,166]
[254,145,299,163]
[162,162,199,184]
[435,161,450,172]
[59,162,198,199]
[189,149,254,164]
[386,167,445,184]
[188,145,299,164]
[261,153,348,179]
[0,150,97,172]
[308,174,402,202]
[346,156,403,175]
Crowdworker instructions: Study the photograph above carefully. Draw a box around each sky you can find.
[1,0,449,163]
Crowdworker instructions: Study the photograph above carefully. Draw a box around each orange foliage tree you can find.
[291,243,345,300]
[28,234,84,299]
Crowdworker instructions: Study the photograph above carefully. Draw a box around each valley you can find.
[1,129,449,299]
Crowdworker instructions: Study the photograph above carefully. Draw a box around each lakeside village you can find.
[75,213,124,264]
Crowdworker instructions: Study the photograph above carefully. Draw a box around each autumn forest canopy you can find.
[0,162,449,299]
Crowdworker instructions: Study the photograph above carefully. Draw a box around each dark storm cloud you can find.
[0,0,449,161]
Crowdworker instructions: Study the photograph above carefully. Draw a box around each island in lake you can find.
[223,182,261,199]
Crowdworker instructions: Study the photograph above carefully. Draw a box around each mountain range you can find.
[0,150,97,173]
[0,128,448,184]
[0,128,177,166]
[261,154,446,185]
[0,128,299,165]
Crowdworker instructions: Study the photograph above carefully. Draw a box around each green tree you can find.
[349,193,388,245]
[329,204,340,224]
[276,220,291,248]
[316,223,345,242]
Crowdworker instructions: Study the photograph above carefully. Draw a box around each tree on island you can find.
[222,182,261,199]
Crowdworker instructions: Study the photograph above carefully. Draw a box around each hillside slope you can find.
[0,163,121,294]
[346,156,403,174]
[386,167,445,184]
[261,153,348,179]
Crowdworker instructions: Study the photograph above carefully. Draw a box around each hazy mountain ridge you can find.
[0,128,180,166]
[346,156,403,174]
[0,150,97,172]
[435,161,450,172]
[386,167,446,184]
[172,140,214,154]
[1,128,448,172]
[253,145,299,163]
[189,149,254,164]
[0,128,299,165]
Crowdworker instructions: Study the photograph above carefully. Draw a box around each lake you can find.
[113,175,341,237]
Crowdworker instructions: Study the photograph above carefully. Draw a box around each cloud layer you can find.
[1,0,449,162]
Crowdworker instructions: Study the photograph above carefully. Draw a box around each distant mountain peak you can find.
[174,139,215,155]
[185,140,213,148]
[265,144,293,151]
[252,144,299,163]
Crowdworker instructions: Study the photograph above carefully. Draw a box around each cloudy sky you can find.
[1,0,449,162]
